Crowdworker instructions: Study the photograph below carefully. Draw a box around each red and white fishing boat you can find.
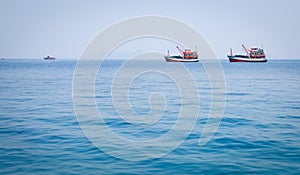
[228,44,267,62]
[165,46,199,62]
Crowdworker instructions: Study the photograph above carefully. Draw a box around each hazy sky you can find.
[0,0,299,59]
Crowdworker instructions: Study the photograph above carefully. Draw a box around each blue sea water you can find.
[0,58,299,174]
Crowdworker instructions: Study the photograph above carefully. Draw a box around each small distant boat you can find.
[228,44,267,62]
[44,56,56,60]
[165,46,199,62]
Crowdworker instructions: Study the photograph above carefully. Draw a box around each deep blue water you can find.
[0,59,299,174]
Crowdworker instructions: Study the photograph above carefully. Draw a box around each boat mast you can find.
[242,44,251,56]
[176,46,184,56]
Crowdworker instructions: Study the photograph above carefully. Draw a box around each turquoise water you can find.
[0,59,299,174]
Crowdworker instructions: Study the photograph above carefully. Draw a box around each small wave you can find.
[227,92,251,96]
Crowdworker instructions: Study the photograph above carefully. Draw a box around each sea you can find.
[0,58,299,174]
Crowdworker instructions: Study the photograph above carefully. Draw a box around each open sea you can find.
[0,58,299,174]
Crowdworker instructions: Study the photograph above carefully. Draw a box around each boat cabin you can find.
[250,48,265,58]
[183,49,198,59]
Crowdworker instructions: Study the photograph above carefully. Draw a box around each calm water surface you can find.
[0,59,299,174]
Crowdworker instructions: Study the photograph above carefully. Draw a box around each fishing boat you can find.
[165,46,199,62]
[228,44,267,62]
[44,56,56,60]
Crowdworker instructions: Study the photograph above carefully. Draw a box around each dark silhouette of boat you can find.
[44,56,56,60]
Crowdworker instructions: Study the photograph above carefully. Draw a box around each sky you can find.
[0,0,299,59]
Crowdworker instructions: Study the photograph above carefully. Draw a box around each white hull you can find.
[228,56,267,62]
[164,56,199,62]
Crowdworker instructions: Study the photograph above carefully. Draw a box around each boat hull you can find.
[228,56,267,62]
[165,56,199,62]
